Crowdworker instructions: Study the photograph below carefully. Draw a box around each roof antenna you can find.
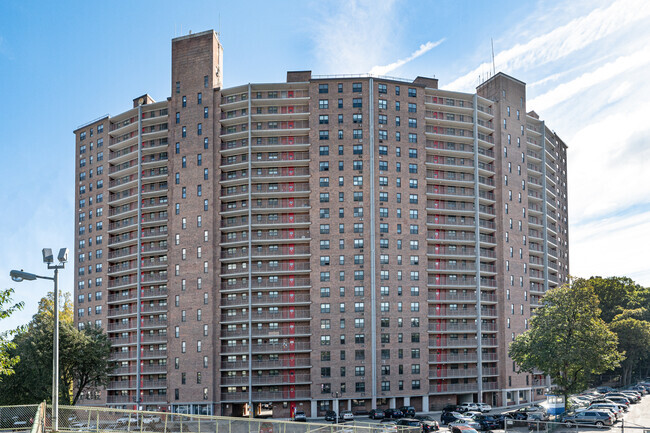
[491,38,496,75]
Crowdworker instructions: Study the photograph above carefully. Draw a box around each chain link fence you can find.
[0,406,418,433]
[0,405,40,433]
[504,418,649,433]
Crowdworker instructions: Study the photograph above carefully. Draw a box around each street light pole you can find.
[10,247,67,433]
[52,266,59,433]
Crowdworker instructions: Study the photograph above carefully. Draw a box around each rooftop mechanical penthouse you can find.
[73,30,568,417]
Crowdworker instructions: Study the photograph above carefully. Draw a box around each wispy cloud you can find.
[369,39,445,76]
[445,0,650,91]
[309,0,398,74]
[528,46,650,113]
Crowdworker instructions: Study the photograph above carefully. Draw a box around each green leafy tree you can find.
[588,277,645,322]
[0,288,24,376]
[0,292,112,405]
[509,279,623,409]
[609,309,650,386]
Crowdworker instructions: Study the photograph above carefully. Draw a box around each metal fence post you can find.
[96,409,100,433]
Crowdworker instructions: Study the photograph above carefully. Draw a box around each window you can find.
[378,99,387,109]
[319,130,329,140]
[319,99,329,109]
[352,82,362,92]
[408,88,417,97]
[319,83,329,93]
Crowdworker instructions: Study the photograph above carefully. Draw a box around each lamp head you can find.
[42,248,54,264]
[57,248,69,264]
[10,269,37,282]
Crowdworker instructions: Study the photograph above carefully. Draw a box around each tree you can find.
[0,288,23,377]
[588,277,645,323]
[509,279,623,409]
[0,292,112,405]
[609,309,650,386]
[588,277,650,383]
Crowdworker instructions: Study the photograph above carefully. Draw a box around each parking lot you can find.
[326,393,650,433]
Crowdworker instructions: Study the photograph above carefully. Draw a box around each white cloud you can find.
[369,39,445,76]
[309,0,398,74]
[566,97,650,223]
[445,0,650,91]
[528,47,650,112]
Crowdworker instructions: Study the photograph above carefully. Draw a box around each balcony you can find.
[220,309,311,323]
[221,277,310,292]
[221,357,312,371]
[106,395,167,404]
[220,373,311,386]
[220,293,310,307]
[219,342,311,354]
[221,325,311,338]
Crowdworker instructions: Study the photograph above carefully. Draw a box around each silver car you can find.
[587,404,622,420]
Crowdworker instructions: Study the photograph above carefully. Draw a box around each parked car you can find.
[293,411,307,422]
[415,415,436,422]
[605,396,631,408]
[469,414,500,431]
[526,413,550,431]
[399,406,416,417]
[475,403,492,413]
[619,391,641,402]
[384,409,405,419]
[142,416,161,427]
[588,403,623,420]
[369,410,385,420]
[448,419,482,431]
[596,386,615,393]
[440,412,471,426]
[441,405,460,414]
[397,419,439,433]
[456,403,480,413]
[449,426,479,433]
[562,410,613,428]
[491,414,514,429]
[339,411,354,422]
[419,420,440,433]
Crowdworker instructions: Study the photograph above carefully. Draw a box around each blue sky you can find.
[1,0,649,331]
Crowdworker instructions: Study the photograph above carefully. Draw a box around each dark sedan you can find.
[369,409,385,420]
[470,414,501,431]
[384,409,405,419]
[324,411,337,422]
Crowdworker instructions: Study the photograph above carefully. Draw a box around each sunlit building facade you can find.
[73,30,569,417]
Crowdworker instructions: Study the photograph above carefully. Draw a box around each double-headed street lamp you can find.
[10,247,68,433]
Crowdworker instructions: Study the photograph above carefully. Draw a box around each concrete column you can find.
[404,397,410,405]
[515,390,520,405]
[311,401,318,418]
[389,397,396,409]
[422,395,429,412]
[347,400,352,411]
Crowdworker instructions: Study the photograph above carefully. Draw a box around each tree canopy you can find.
[0,288,24,377]
[509,278,623,406]
[0,292,112,405]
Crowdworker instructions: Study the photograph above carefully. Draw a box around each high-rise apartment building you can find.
[73,30,569,417]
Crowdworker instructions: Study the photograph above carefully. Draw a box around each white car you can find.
[476,403,492,413]
[339,411,354,421]
[457,403,480,413]
[449,419,482,430]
